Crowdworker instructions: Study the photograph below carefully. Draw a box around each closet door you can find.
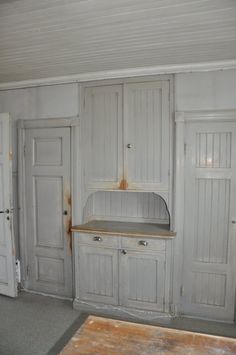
[124,81,170,191]
[182,121,236,322]
[83,85,123,190]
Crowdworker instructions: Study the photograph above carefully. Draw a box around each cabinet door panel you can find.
[124,81,170,191]
[120,251,165,311]
[83,85,123,190]
[78,245,118,305]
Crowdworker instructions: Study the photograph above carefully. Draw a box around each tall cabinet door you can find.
[83,85,123,190]
[182,121,236,322]
[124,81,170,191]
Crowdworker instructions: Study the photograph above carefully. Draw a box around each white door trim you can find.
[18,117,80,291]
[172,109,236,316]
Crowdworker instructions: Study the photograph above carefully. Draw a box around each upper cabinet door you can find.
[124,81,170,191]
[83,85,123,190]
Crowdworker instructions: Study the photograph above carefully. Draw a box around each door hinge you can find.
[180,285,184,297]
[184,143,187,155]
[26,265,30,277]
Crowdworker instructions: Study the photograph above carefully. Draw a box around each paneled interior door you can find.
[182,121,236,321]
[0,113,17,297]
[24,127,72,297]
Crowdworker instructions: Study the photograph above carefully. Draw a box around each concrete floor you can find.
[0,291,236,355]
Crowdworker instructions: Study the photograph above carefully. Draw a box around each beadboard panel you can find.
[196,132,232,169]
[83,191,169,224]
[192,272,226,307]
[83,85,123,190]
[194,178,230,264]
[124,81,170,191]
[1,0,236,82]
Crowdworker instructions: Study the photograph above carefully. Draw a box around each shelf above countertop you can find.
[71,220,176,239]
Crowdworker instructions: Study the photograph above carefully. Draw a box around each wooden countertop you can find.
[60,315,236,355]
[71,220,176,239]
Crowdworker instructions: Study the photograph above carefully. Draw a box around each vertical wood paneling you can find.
[192,272,226,307]
[194,179,230,264]
[120,252,165,311]
[84,191,169,223]
[125,81,169,190]
[79,245,118,305]
[84,85,122,189]
[196,132,231,168]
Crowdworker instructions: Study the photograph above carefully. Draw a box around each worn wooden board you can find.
[60,316,236,355]
[71,220,176,239]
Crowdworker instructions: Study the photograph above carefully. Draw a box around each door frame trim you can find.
[173,109,236,316]
[18,117,80,291]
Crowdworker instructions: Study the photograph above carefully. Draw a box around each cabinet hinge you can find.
[180,285,184,297]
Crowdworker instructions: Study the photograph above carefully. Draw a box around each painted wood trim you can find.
[175,110,236,122]
[0,60,236,90]
[17,116,79,129]
[172,116,185,315]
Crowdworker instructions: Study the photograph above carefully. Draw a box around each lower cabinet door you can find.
[78,245,119,305]
[119,250,166,312]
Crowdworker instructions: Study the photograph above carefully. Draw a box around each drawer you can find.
[77,232,119,248]
[120,237,166,252]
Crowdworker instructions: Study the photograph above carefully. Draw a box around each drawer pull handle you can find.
[93,236,102,242]
[139,240,148,246]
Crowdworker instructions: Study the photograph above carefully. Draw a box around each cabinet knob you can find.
[138,240,148,247]
[121,249,127,255]
[93,236,102,242]
[126,143,132,149]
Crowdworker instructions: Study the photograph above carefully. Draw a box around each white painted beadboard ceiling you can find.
[0,0,236,83]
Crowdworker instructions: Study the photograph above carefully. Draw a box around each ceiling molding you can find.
[0,60,236,91]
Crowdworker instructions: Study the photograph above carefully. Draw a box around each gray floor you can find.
[0,291,85,355]
[0,291,236,355]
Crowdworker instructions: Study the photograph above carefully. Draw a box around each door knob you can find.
[127,144,132,149]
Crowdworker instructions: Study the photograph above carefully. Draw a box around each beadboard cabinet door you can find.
[83,85,123,190]
[124,81,170,191]
[82,79,172,194]
[119,250,166,312]
[78,244,119,305]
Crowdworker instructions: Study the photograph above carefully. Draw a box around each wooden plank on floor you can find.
[60,315,236,354]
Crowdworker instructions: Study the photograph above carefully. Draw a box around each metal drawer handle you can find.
[138,240,148,246]
[93,236,102,242]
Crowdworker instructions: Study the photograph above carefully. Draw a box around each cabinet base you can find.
[73,299,174,324]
